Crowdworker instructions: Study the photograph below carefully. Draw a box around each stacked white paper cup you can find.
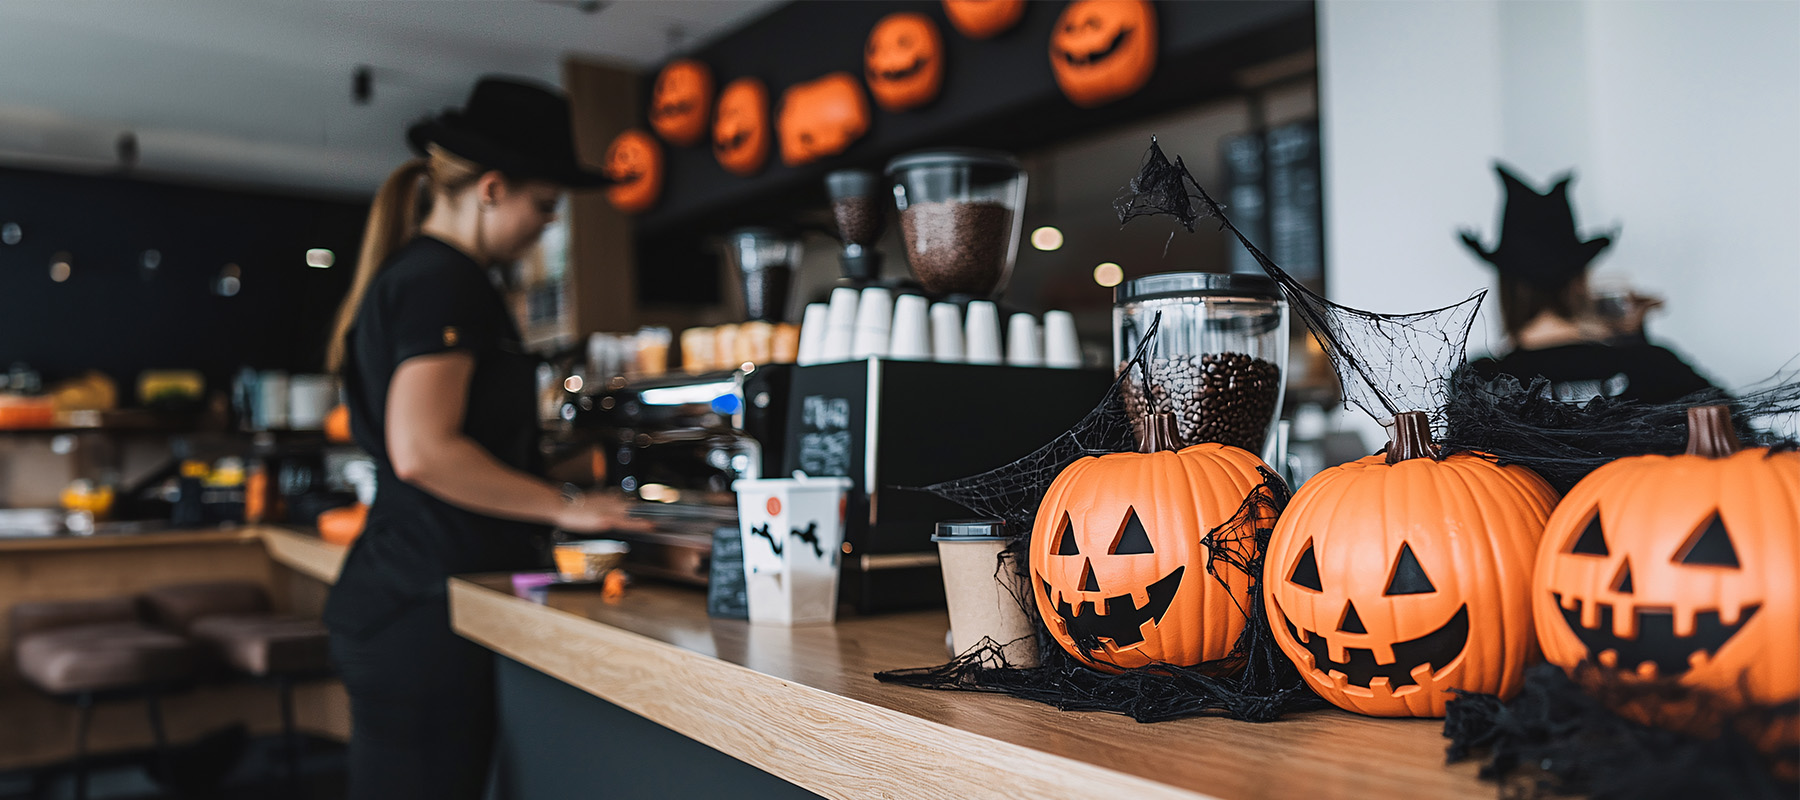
[1042,310,1081,368]
[963,301,1003,365]
[888,294,932,360]
[820,287,861,362]
[929,302,964,363]
[1006,313,1042,367]
[851,287,894,359]
[796,303,830,366]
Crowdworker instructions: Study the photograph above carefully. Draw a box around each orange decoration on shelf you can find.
[943,0,1025,39]
[1049,0,1157,108]
[648,59,714,147]
[865,12,944,112]
[318,503,369,547]
[1265,412,1559,717]
[603,129,663,214]
[324,404,352,443]
[713,77,771,176]
[776,72,870,167]
[1031,415,1273,673]
[1533,405,1800,716]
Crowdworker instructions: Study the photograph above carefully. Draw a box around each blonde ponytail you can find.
[327,158,428,373]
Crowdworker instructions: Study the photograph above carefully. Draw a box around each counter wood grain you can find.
[449,575,1492,800]
[258,526,348,583]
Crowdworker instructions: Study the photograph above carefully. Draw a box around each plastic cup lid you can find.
[931,519,1010,542]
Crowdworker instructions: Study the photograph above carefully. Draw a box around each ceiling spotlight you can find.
[1030,226,1064,251]
[306,248,335,268]
[1093,262,1123,288]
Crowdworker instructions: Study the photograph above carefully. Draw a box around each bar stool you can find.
[139,581,331,782]
[10,596,200,800]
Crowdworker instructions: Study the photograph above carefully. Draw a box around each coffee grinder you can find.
[720,227,802,322]
[824,168,886,284]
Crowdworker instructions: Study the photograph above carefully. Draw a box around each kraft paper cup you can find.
[733,475,853,625]
[554,540,630,581]
[934,520,1039,667]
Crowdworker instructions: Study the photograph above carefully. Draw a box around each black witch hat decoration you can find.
[1459,163,1614,290]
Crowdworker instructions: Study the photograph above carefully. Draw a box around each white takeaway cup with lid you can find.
[733,474,854,625]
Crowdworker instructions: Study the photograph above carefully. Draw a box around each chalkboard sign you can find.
[796,394,854,479]
[1219,120,1323,284]
[706,525,748,619]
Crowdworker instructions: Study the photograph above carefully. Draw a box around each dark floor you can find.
[0,733,345,800]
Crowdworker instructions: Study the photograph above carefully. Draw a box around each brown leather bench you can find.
[139,580,331,780]
[11,595,201,800]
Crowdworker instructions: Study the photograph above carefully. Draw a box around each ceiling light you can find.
[1030,226,1064,251]
[306,249,335,268]
[1093,262,1123,288]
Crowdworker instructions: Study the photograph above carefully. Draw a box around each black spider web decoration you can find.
[1116,137,1485,430]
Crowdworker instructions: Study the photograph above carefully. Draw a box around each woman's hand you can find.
[556,491,655,534]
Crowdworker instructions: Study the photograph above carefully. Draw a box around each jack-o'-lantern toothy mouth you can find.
[714,128,750,153]
[1040,566,1183,649]
[1552,593,1760,677]
[651,100,694,120]
[1282,603,1470,689]
[1058,27,1133,67]
[609,169,645,184]
[873,57,930,82]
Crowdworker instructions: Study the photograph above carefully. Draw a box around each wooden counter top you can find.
[0,526,264,552]
[258,526,348,583]
[449,575,1492,800]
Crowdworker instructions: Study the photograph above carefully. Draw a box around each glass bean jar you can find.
[1113,272,1289,460]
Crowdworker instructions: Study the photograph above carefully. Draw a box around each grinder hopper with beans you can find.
[1113,272,1290,462]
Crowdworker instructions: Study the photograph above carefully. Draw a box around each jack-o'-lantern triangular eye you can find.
[1055,512,1080,556]
[1569,513,1609,556]
[1110,508,1154,554]
[1384,543,1435,596]
[1289,541,1322,591]
[1676,514,1740,568]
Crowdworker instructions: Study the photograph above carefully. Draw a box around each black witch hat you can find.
[1460,163,1613,289]
[407,76,611,188]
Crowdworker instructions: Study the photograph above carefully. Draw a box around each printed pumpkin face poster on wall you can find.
[865,12,944,112]
[604,129,662,214]
[713,77,771,176]
[942,0,1025,39]
[1049,0,1158,108]
[649,59,714,147]
[776,73,870,167]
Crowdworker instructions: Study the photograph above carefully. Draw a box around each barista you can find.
[1459,163,1716,404]
[322,77,647,800]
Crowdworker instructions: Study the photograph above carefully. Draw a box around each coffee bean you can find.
[899,200,1013,296]
[1120,352,1282,453]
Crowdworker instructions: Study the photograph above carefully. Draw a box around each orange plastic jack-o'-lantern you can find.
[604,129,662,214]
[1032,416,1273,673]
[1266,413,1559,717]
[943,0,1025,39]
[649,59,713,147]
[777,73,870,167]
[1049,0,1157,108]
[1534,405,1800,713]
[865,12,943,112]
[712,77,770,177]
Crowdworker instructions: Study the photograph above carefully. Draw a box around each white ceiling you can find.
[0,0,783,196]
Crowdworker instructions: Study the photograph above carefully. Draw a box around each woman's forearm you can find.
[394,433,565,526]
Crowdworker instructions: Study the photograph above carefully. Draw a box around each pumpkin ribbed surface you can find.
[1031,442,1271,673]
[1266,450,1558,717]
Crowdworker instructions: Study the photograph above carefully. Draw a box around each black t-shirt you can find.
[1466,341,1715,405]
[323,236,550,640]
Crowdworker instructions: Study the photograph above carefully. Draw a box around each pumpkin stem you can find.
[1139,412,1182,453]
[1684,404,1742,458]
[1385,411,1438,464]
